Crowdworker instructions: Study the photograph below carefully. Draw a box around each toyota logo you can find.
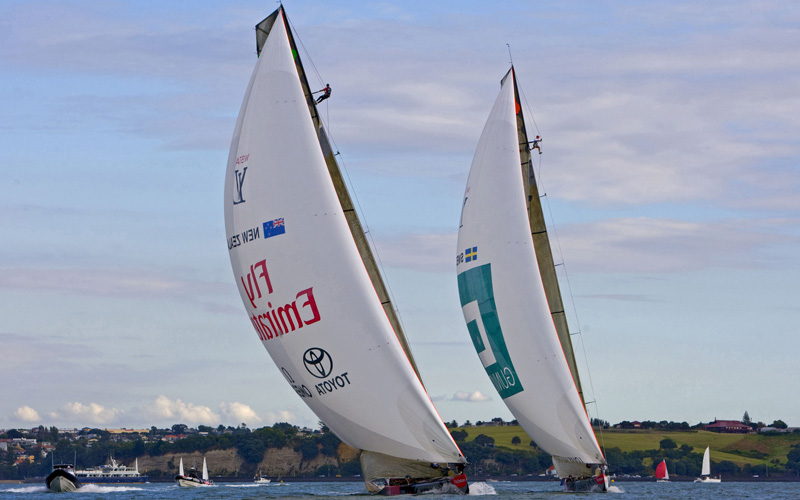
[303,347,333,379]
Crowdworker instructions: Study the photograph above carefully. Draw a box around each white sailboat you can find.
[175,457,213,487]
[224,6,467,495]
[694,446,721,483]
[456,66,608,492]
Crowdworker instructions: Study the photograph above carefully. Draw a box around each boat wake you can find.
[607,484,624,494]
[5,486,47,493]
[81,484,147,493]
[465,482,497,495]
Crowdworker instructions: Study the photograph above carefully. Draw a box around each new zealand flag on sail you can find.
[263,217,286,239]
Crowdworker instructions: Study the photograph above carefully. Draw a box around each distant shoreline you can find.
[18,475,799,484]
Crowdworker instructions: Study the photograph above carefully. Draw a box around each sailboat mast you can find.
[508,68,586,403]
[254,7,423,381]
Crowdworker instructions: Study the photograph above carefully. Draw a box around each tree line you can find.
[3,421,799,480]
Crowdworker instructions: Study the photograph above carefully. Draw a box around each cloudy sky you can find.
[2,0,798,433]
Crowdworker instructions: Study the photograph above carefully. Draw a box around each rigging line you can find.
[517,83,541,139]
[538,158,608,456]
[286,16,325,88]
[520,85,607,457]
[286,17,333,135]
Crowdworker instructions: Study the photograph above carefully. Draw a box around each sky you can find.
[2,0,799,433]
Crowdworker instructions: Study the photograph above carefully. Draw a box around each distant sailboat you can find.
[224,5,467,495]
[655,460,669,482]
[694,447,721,483]
[456,66,607,493]
[175,457,213,487]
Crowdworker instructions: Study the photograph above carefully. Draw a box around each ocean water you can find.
[1,480,797,500]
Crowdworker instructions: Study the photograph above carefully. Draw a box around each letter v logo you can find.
[233,167,247,205]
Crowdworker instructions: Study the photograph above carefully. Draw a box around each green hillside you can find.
[454,425,800,469]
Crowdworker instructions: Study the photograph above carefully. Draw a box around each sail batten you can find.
[225,6,463,476]
[457,67,604,481]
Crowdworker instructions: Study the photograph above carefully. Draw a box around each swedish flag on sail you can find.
[465,246,478,263]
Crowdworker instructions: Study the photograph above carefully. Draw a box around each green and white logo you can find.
[457,263,523,399]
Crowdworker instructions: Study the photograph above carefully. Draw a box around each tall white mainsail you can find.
[456,67,605,481]
[223,5,464,485]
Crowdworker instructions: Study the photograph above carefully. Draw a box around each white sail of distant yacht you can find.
[224,5,467,495]
[456,66,607,492]
[695,447,721,483]
[175,457,212,487]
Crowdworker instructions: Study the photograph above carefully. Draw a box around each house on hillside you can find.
[703,419,750,433]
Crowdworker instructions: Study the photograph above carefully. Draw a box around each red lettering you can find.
[258,315,273,339]
[269,309,283,335]
[254,259,273,294]
[239,259,274,309]
[250,263,261,298]
[296,288,320,325]
[277,302,302,331]
[241,275,256,308]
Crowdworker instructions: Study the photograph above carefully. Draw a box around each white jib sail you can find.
[224,8,463,466]
[178,458,184,477]
[701,447,711,476]
[202,458,208,481]
[456,68,604,478]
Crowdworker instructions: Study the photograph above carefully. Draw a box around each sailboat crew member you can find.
[315,83,331,103]
[531,135,542,154]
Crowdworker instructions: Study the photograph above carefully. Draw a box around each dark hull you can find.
[46,469,81,493]
[561,473,608,492]
[379,474,468,496]
[175,475,212,487]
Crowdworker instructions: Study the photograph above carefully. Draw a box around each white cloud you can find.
[558,217,796,273]
[265,409,299,425]
[13,406,41,422]
[452,391,490,402]
[50,402,120,425]
[219,402,261,426]
[374,232,456,273]
[143,396,219,425]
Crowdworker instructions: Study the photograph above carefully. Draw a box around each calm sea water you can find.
[1,480,797,500]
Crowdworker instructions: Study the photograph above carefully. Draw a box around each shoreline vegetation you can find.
[3,422,799,481]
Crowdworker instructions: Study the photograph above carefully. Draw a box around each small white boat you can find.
[694,447,721,483]
[254,472,271,484]
[175,457,213,487]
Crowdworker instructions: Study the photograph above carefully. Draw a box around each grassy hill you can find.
[453,425,800,468]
